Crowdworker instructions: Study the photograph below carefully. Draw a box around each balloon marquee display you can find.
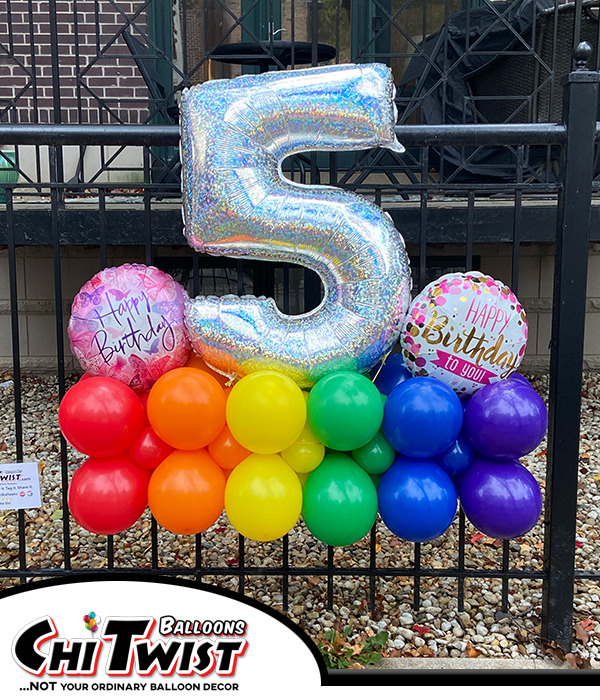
[61,63,546,547]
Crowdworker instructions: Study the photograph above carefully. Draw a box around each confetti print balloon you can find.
[400,272,528,396]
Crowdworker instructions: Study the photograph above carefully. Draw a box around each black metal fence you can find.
[2,0,600,190]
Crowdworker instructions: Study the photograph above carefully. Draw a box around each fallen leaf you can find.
[388,650,403,658]
[389,537,401,547]
[537,449,547,457]
[225,558,239,567]
[575,541,584,549]
[543,640,565,664]
[50,509,63,521]
[417,645,434,657]
[580,619,595,632]
[466,646,480,658]
[365,627,374,637]
[348,662,364,669]
[375,544,381,553]
[307,576,320,586]
[574,623,589,645]
[0,442,6,451]
[470,533,485,544]
[565,652,592,669]
[412,624,430,635]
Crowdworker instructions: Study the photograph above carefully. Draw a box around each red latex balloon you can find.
[129,426,173,470]
[68,453,150,535]
[138,391,151,426]
[79,372,93,382]
[208,425,251,471]
[59,377,145,457]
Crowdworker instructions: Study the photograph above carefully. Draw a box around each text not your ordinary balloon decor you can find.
[181,63,412,387]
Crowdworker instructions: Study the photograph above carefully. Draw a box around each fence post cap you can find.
[574,41,593,70]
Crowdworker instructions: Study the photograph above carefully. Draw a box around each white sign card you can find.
[0,462,41,510]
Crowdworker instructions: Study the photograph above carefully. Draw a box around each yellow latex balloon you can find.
[296,471,310,489]
[224,453,303,541]
[280,426,325,473]
[226,371,306,454]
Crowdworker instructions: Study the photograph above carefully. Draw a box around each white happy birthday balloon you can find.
[400,271,528,396]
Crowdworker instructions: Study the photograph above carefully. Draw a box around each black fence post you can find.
[542,42,600,651]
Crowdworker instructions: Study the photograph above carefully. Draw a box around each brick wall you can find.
[0,0,151,125]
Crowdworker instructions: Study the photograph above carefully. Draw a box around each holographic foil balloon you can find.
[180,63,411,388]
[400,272,528,396]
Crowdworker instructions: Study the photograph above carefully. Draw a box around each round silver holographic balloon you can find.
[180,62,411,388]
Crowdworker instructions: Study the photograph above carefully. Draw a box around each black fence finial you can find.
[573,41,593,70]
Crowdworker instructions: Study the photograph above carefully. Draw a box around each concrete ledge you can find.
[364,657,589,671]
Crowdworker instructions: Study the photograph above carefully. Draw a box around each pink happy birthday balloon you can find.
[400,271,528,397]
[68,264,191,392]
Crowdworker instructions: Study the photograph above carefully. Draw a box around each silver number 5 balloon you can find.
[180,63,411,388]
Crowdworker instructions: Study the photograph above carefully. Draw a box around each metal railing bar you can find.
[0,123,577,147]
[0,566,547,580]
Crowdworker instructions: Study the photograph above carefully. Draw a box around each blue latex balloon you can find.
[458,456,542,540]
[372,353,412,396]
[378,456,458,542]
[434,434,474,477]
[463,380,547,460]
[382,377,463,458]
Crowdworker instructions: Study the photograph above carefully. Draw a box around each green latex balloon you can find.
[307,371,383,451]
[370,472,382,489]
[302,452,378,546]
[352,432,396,475]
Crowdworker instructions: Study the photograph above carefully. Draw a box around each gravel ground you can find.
[0,370,599,668]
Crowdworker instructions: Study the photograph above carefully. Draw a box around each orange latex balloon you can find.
[208,425,251,471]
[147,368,226,450]
[185,353,230,388]
[148,448,226,535]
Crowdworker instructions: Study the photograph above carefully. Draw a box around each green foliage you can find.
[317,627,389,669]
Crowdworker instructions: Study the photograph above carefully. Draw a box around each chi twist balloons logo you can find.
[180,63,411,387]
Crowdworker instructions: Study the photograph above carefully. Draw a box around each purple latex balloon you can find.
[458,456,542,540]
[462,380,547,459]
[507,373,530,386]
